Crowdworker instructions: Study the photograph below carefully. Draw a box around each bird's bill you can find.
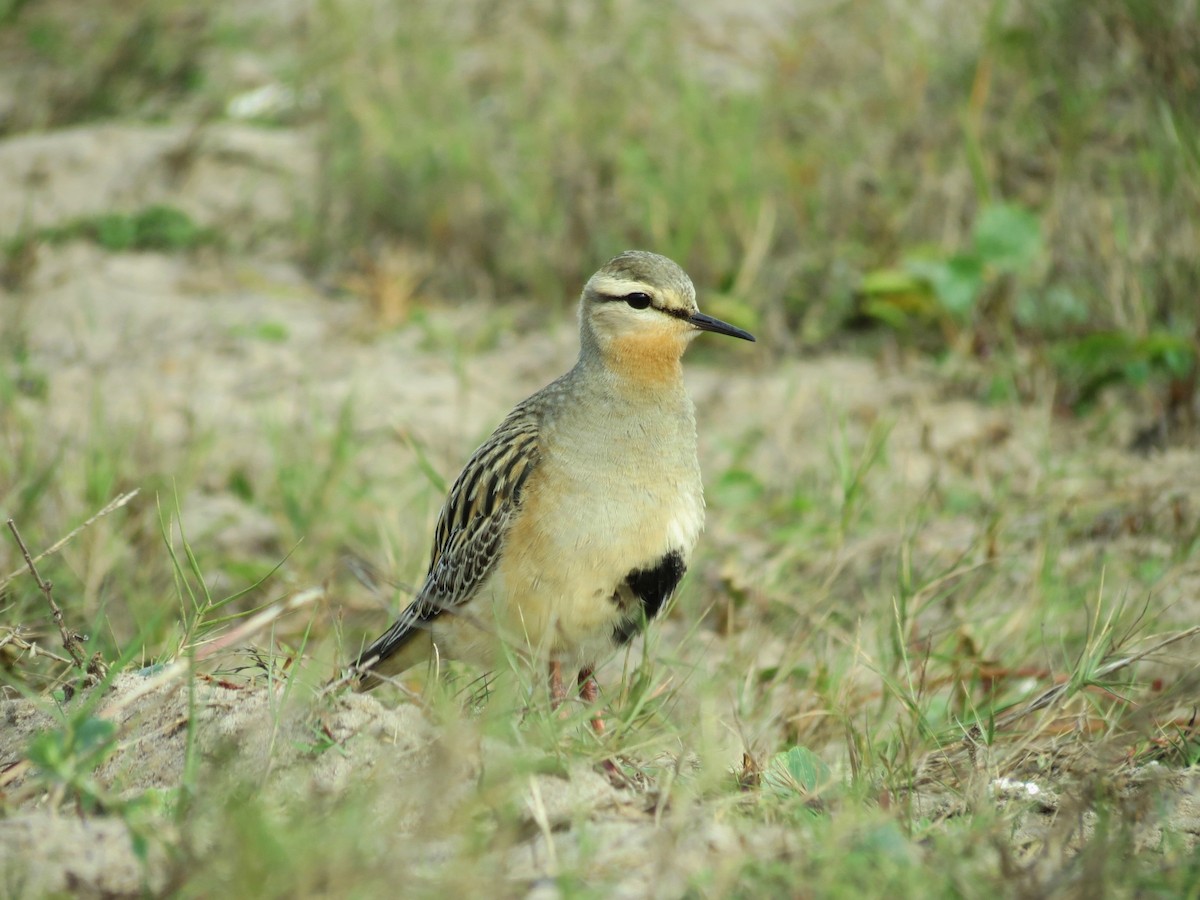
[688,311,756,342]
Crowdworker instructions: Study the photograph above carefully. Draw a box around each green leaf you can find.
[850,821,916,864]
[93,213,137,251]
[906,255,982,319]
[764,745,831,796]
[1160,346,1195,378]
[130,830,150,862]
[1051,330,1197,409]
[860,298,915,331]
[859,267,925,296]
[133,205,207,251]
[1015,286,1089,330]
[1123,358,1151,386]
[972,203,1042,273]
[1142,332,1197,377]
[27,730,67,769]
[75,717,117,756]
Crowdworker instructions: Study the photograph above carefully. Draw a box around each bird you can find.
[350,250,754,724]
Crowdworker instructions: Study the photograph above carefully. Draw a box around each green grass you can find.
[41,206,220,253]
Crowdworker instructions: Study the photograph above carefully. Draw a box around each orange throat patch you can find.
[606,332,687,386]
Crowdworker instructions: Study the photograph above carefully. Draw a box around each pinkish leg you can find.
[577,667,605,735]
[549,660,567,709]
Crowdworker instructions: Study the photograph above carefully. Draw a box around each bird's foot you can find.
[577,667,605,735]
[549,660,567,710]
[548,663,605,732]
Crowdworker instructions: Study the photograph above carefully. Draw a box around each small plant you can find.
[31,205,220,253]
[26,711,119,812]
[857,202,1065,342]
[763,745,832,802]
[1051,329,1197,412]
[159,494,289,659]
[24,685,167,861]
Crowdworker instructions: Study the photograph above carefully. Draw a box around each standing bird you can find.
[351,251,754,720]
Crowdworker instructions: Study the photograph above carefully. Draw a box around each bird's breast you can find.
[538,398,705,564]
[487,393,705,658]
[518,446,704,570]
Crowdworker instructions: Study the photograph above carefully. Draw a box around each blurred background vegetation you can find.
[2,0,1197,412]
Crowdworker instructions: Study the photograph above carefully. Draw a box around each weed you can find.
[26,710,119,812]
[20,205,221,254]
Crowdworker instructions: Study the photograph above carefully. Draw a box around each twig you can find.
[0,625,75,666]
[6,518,88,669]
[0,489,139,591]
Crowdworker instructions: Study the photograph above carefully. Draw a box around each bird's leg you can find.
[577,666,598,703]
[577,667,626,785]
[549,660,567,709]
[577,667,605,735]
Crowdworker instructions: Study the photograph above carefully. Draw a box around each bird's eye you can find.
[624,292,652,310]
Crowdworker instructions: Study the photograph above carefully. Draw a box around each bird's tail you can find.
[346,617,433,692]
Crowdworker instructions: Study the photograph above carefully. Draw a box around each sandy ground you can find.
[4,669,1198,896]
[2,122,1200,896]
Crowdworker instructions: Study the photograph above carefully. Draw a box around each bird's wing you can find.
[353,406,542,675]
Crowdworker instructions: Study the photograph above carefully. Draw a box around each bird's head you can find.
[579,251,754,380]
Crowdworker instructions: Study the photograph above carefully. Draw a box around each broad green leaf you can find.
[906,255,982,319]
[972,203,1042,273]
[75,717,117,755]
[859,267,924,296]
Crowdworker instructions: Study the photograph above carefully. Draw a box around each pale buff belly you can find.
[428,454,704,668]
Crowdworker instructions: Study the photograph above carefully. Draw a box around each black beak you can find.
[688,311,756,342]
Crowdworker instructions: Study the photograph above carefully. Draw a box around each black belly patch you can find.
[612,551,686,645]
